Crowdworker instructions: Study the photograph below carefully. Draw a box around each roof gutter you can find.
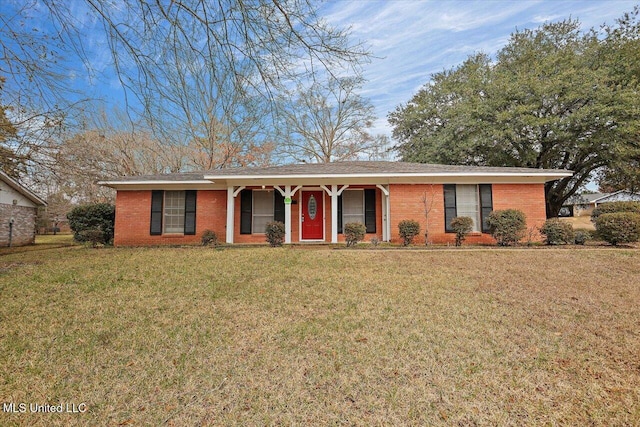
[203,171,573,180]
[100,171,573,186]
[98,180,213,187]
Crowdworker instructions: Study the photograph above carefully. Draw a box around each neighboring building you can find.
[0,171,47,247]
[561,190,640,217]
[99,161,572,246]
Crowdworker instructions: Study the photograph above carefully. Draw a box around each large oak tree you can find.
[389,12,640,217]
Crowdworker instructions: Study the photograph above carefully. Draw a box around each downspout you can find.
[8,218,14,247]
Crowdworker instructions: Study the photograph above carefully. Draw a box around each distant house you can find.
[100,161,571,246]
[561,190,640,217]
[0,171,47,247]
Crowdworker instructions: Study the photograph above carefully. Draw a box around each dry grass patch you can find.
[0,246,639,425]
[560,216,595,230]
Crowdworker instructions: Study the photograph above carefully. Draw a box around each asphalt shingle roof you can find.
[566,193,610,204]
[107,161,571,182]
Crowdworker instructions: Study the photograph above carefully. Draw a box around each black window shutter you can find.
[184,190,197,235]
[273,190,285,224]
[479,184,493,233]
[337,194,343,233]
[443,184,457,233]
[150,190,164,235]
[364,189,376,233]
[240,189,252,234]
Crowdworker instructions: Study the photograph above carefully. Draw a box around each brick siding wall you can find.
[114,184,547,246]
[0,203,37,247]
[114,190,227,246]
[388,183,547,245]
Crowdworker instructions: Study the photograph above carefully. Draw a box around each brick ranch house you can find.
[100,161,572,246]
[1,170,47,247]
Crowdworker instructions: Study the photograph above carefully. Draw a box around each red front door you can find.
[301,191,323,240]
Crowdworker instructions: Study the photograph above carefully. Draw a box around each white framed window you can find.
[252,190,274,233]
[455,184,481,231]
[444,184,493,233]
[342,189,364,225]
[164,191,185,233]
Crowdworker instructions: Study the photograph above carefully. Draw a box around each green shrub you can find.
[265,221,285,247]
[67,203,115,245]
[539,219,575,245]
[591,201,640,222]
[201,229,219,246]
[398,220,420,246]
[594,212,640,246]
[450,216,474,246]
[574,229,592,245]
[486,209,526,246]
[344,222,366,247]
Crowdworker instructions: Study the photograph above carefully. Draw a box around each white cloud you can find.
[320,0,637,139]
[531,14,563,23]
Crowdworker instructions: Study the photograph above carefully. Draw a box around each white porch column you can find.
[331,185,338,243]
[321,184,349,244]
[275,185,302,244]
[226,186,235,244]
[386,189,391,241]
[376,184,390,242]
[226,186,246,244]
[380,193,388,242]
[284,185,292,244]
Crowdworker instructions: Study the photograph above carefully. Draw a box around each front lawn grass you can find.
[1,246,639,425]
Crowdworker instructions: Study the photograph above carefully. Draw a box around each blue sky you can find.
[319,0,638,136]
[3,0,637,140]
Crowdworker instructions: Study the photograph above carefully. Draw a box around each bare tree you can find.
[278,76,386,163]
[0,3,88,180]
[36,191,74,234]
[40,107,168,203]
[1,0,369,181]
[52,128,181,203]
[421,185,437,246]
[0,78,21,177]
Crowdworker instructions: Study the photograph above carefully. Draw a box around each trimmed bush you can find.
[591,201,640,222]
[344,222,366,247]
[201,229,219,246]
[398,219,420,246]
[265,221,285,247]
[574,229,592,245]
[539,219,575,245]
[594,212,640,246]
[486,209,526,246]
[450,216,474,247]
[67,203,115,245]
